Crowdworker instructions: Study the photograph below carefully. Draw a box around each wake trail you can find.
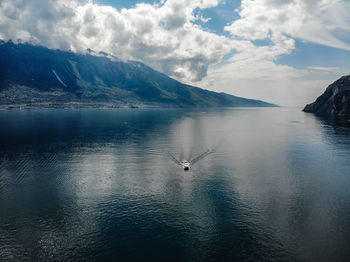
[190,149,214,165]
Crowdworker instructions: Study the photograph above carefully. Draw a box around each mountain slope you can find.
[0,41,276,108]
[303,75,350,117]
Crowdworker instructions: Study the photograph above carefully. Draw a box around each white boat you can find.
[182,161,190,171]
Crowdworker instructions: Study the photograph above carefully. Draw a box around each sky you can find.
[0,0,350,106]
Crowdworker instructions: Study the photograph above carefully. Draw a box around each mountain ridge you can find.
[0,41,277,109]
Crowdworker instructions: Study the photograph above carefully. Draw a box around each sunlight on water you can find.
[0,108,350,261]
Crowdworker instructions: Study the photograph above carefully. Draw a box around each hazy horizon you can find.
[1,0,349,106]
[1,2,350,259]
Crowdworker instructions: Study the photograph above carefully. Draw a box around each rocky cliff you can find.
[303,75,350,118]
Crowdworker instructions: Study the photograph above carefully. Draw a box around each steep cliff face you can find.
[303,75,350,118]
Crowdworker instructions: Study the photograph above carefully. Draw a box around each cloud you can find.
[307,66,339,72]
[0,0,349,106]
[198,54,312,106]
[198,63,345,106]
[0,0,232,83]
[195,0,350,106]
[225,0,350,50]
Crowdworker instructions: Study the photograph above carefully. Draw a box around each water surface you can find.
[0,108,350,261]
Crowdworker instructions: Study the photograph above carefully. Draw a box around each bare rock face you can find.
[303,75,350,118]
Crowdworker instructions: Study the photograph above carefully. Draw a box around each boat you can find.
[182,161,190,171]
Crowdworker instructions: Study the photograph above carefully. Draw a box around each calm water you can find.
[1,108,350,261]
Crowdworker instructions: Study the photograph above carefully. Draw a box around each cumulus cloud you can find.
[0,0,349,105]
[225,0,350,50]
[196,0,350,105]
[0,0,233,82]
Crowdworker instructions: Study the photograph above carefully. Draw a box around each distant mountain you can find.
[303,75,350,118]
[0,41,276,108]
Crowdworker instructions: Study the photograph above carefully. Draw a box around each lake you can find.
[1,107,350,261]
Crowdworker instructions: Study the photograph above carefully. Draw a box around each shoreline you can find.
[0,102,279,110]
[0,103,163,110]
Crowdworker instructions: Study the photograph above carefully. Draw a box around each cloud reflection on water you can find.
[0,108,350,261]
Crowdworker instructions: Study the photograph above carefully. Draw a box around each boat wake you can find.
[168,149,214,171]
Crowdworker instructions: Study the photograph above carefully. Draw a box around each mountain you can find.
[0,41,276,108]
[303,75,350,118]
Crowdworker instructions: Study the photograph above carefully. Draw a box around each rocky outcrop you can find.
[303,75,350,118]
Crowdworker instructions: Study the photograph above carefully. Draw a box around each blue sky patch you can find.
[276,39,350,70]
